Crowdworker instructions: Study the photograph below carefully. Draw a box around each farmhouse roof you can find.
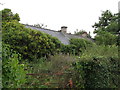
[25,24,93,45]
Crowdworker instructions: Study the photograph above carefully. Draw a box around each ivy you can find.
[2,43,26,88]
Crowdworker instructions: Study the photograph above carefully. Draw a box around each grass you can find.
[81,44,118,59]
[22,54,77,88]
[21,45,119,88]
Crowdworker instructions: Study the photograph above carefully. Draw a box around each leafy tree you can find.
[1,8,20,22]
[92,10,119,45]
[12,13,20,21]
[95,31,117,45]
[93,10,119,34]
[93,10,113,29]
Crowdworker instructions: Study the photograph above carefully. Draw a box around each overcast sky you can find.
[0,0,120,37]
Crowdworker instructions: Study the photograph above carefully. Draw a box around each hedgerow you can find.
[73,45,119,88]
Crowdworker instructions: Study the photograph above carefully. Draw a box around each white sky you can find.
[0,0,120,37]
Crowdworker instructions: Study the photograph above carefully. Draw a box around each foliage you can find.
[74,29,91,38]
[69,38,93,55]
[61,44,76,55]
[23,54,76,88]
[1,8,119,88]
[73,45,119,88]
[93,10,119,34]
[0,40,1,88]
[93,10,113,29]
[92,10,119,45]
[2,20,61,60]
[1,8,62,60]
[82,45,118,58]
[95,31,117,45]
[1,8,20,22]
[0,60,1,88]
[0,10,1,32]
[34,23,47,29]
[74,29,86,35]
[105,21,118,34]
[2,43,26,88]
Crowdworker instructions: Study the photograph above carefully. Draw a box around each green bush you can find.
[2,21,61,60]
[73,45,119,88]
[95,31,117,45]
[1,8,20,22]
[2,43,26,88]
[2,8,62,61]
[0,40,1,88]
[61,44,76,55]
[60,38,93,56]
[69,38,93,55]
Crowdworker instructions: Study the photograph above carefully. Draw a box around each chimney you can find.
[82,32,88,37]
[61,26,67,33]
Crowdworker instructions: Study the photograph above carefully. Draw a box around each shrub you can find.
[60,44,76,55]
[2,43,26,88]
[1,8,20,22]
[95,31,117,45]
[61,38,93,56]
[2,8,62,61]
[69,38,93,55]
[0,40,1,88]
[73,45,119,88]
[2,21,62,60]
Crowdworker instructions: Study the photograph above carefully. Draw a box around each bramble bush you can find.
[2,43,26,88]
[73,45,119,88]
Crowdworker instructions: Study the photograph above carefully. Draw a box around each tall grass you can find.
[23,54,77,88]
[81,45,118,58]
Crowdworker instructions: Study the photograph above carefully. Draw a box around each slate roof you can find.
[25,25,93,45]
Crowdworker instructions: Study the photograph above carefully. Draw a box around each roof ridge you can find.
[23,24,59,32]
